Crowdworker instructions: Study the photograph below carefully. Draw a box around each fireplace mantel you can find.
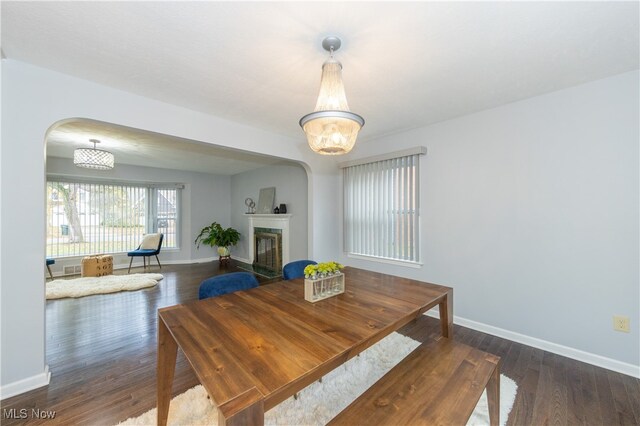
[245,214,291,268]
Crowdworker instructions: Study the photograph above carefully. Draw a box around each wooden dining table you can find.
[157,267,453,426]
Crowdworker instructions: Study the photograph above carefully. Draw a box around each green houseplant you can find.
[194,222,241,258]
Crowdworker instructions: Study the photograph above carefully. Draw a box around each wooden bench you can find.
[329,337,500,426]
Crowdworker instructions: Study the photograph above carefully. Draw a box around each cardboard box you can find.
[81,255,114,277]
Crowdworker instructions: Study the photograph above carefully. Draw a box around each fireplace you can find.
[246,213,291,274]
[253,228,282,272]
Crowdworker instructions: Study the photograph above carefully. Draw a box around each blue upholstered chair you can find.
[198,272,259,300]
[283,260,317,280]
[46,258,55,280]
[127,233,164,273]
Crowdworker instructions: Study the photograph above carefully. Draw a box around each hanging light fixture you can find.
[300,36,364,155]
[73,139,115,170]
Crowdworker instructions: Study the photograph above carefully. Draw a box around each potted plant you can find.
[194,222,241,259]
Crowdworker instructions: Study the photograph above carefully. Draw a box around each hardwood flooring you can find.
[1,261,638,425]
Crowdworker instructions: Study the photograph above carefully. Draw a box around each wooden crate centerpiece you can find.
[303,261,345,303]
[304,272,345,302]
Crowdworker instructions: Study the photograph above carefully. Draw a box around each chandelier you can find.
[299,36,364,155]
[73,139,115,170]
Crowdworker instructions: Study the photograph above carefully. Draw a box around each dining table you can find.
[157,267,453,426]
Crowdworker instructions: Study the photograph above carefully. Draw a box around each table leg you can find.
[439,288,453,338]
[218,388,265,426]
[486,361,500,426]
[157,317,178,426]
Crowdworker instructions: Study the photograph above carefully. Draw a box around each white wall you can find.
[230,163,308,263]
[45,157,231,272]
[340,70,640,374]
[0,59,341,396]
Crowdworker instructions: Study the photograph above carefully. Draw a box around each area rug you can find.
[46,273,164,299]
[119,332,517,426]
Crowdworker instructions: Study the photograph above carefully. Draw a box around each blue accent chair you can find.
[283,260,317,280]
[46,258,55,279]
[198,272,259,300]
[127,233,164,273]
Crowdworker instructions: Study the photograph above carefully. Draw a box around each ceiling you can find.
[2,1,639,171]
[46,119,285,175]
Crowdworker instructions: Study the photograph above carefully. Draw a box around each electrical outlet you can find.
[613,315,630,333]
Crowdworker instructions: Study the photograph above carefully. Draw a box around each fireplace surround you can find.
[246,214,291,271]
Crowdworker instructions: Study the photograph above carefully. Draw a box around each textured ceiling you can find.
[47,119,284,175]
[2,1,639,167]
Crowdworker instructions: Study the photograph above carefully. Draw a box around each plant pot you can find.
[217,246,230,257]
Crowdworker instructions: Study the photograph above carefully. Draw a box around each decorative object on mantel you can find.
[73,139,115,170]
[257,187,275,214]
[304,261,345,302]
[194,222,241,265]
[279,204,287,214]
[244,198,256,214]
[299,36,365,156]
[274,206,280,214]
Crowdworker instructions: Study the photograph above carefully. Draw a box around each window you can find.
[343,153,421,263]
[46,179,180,258]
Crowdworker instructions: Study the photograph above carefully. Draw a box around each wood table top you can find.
[158,267,452,421]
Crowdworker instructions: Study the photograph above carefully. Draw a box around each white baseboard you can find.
[0,365,50,400]
[115,257,218,268]
[232,256,251,265]
[48,257,219,278]
[162,257,216,265]
[425,309,640,378]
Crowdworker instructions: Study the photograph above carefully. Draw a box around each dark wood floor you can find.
[2,261,638,425]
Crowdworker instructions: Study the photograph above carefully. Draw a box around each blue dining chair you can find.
[198,272,259,300]
[282,259,317,280]
[127,233,164,273]
[46,258,55,279]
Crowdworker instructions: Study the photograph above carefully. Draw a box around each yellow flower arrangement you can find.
[304,261,344,279]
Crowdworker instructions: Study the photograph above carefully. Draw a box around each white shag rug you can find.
[119,332,517,426]
[46,273,163,299]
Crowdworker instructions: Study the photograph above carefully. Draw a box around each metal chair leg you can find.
[47,264,54,280]
[128,257,133,273]
[155,255,161,269]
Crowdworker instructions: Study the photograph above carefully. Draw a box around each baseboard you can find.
[162,257,216,265]
[0,365,50,400]
[48,257,219,278]
[116,258,218,268]
[231,256,251,265]
[425,309,640,378]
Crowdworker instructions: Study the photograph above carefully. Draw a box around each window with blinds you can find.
[46,180,180,258]
[343,154,420,263]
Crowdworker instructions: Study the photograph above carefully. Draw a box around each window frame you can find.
[46,176,183,258]
[340,147,426,267]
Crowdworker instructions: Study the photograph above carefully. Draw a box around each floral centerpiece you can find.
[303,261,346,303]
[303,261,344,279]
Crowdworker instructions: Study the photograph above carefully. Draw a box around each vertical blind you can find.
[343,154,420,263]
[46,180,179,258]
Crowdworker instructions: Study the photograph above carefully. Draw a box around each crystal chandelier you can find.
[73,139,115,170]
[300,36,364,155]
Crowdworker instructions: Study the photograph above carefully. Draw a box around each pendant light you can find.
[73,139,115,170]
[300,36,364,155]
